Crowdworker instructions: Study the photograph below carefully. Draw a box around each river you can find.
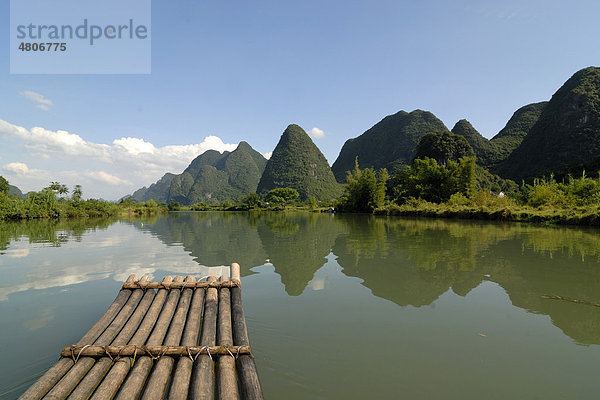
[1,212,599,399]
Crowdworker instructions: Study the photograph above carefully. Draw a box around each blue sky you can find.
[1,0,600,199]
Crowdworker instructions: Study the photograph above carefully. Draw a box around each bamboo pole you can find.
[114,276,181,400]
[141,276,195,400]
[87,359,128,400]
[189,276,218,399]
[541,294,600,307]
[68,276,154,400]
[230,263,264,400]
[91,275,172,400]
[122,281,240,290]
[230,263,241,288]
[217,274,239,400]
[43,275,145,400]
[18,275,137,400]
[168,277,206,400]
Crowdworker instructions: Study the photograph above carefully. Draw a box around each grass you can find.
[376,192,600,226]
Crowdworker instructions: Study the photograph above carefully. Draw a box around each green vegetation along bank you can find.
[338,155,600,226]
[0,178,168,221]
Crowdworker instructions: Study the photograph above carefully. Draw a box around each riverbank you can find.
[0,194,168,221]
[5,191,599,227]
[375,200,600,226]
[178,201,600,227]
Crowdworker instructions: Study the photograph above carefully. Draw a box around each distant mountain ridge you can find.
[124,66,600,202]
[130,173,176,203]
[126,141,267,205]
[8,184,25,199]
[170,141,267,205]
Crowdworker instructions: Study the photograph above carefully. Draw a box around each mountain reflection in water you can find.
[140,212,600,346]
[2,212,600,345]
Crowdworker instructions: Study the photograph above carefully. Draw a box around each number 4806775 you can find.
[18,42,66,51]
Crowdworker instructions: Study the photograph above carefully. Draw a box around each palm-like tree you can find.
[48,182,69,197]
[72,185,83,201]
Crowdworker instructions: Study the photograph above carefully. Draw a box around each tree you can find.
[72,185,83,202]
[242,192,260,209]
[145,199,158,208]
[337,159,388,212]
[455,157,476,197]
[191,202,209,211]
[394,157,476,203]
[415,131,475,165]
[48,181,69,197]
[266,188,300,205]
[375,168,390,208]
[307,196,318,210]
[119,197,136,207]
[0,176,9,194]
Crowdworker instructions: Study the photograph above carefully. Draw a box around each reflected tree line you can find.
[142,212,600,345]
[2,213,600,344]
[0,217,118,253]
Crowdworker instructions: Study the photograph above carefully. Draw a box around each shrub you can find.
[393,157,475,203]
[191,202,209,211]
[337,160,388,212]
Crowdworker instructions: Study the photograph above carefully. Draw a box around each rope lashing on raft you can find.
[61,344,253,361]
[121,279,241,290]
[69,344,92,363]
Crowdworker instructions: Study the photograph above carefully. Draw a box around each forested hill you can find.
[449,102,547,173]
[123,66,600,203]
[451,119,497,168]
[257,124,341,201]
[488,102,548,171]
[331,109,448,182]
[130,173,176,203]
[330,66,600,184]
[125,141,267,205]
[8,184,24,199]
[495,67,600,181]
[169,141,267,205]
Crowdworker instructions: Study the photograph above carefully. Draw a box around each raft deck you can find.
[19,263,263,400]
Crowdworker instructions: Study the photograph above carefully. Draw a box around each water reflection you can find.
[0,217,207,302]
[136,212,349,295]
[332,216,600,345]
[257,213,346,295]
[141,213,600,345]
[1,213,600,345]
[136,212,267,276]
[0,218,118,252]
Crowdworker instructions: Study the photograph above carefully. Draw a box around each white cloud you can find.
[85,171,132,186]
[20,91,53,111]
[307,127,325,139]
[3,162,31,175]
[0,118,239,199]
[0,223,229,301]
[263,151,273,160]
[5,248,30,258]
[113,137,155,155]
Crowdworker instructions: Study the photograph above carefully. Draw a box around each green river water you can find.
[1,212,599,399]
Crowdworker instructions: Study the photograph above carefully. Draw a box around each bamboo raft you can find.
[19,263,263,400]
